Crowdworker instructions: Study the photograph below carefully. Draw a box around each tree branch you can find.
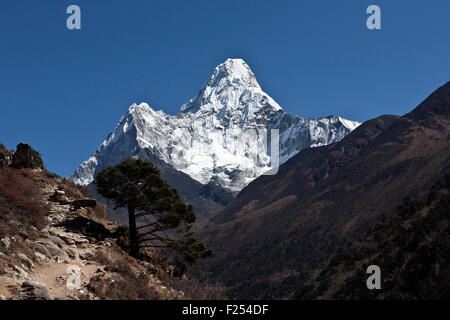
[136,221,159,230]
[138,237,163,243]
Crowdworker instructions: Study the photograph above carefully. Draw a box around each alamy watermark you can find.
[66,5,81,30]
[366,265,381,290]
[366,5,381,30]
[66,265,81,290]
[65,5,381,31]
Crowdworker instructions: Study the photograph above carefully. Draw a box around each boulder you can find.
[58,216,112,241]
[19,229,29,239]
[11,143,44,170]
[71,199,97,210]
[47,235,66,248]
[35,241,67,258]
[58,234,76,245]
[0,143,13,166]
[79,251,93,260]
[17,254,34,269]
[0,237,11,250]
[65,248,77,259]
[34,252,46,260]
[20,281,52,300]
[48,190,70,205]
[13,265,28,278]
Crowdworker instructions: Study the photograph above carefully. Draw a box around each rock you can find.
[20,281,52,300]
[0,237,11,250]
[55,233,76,245]
[71,199,97,210]
[59,216,112,241]
[13,265,28,278]
[0,144,13,167]
[74,238,89,245]
[79,251,93,260]
[49,190,70,205]
[34,243,50,256]
[12,143,44,170]
[48,235,66,248]
[19,229,29,239]
[40,229,52,238]
[35,241,67,258]
[34,252,46,260]
[17,254,34,268]
[65,248,77,259]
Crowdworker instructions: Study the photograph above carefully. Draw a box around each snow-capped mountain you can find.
[69,58,360,195]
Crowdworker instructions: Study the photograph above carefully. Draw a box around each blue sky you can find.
[0,0,449,177]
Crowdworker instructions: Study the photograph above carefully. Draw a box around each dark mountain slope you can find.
[197,82,450,299]
[295,175,450,300]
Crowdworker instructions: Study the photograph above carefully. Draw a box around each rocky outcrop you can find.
[0,144,13,167]
[20,281,52,300]
[71,199,97,210]
[11,143,44,170]
[49,190,70,205]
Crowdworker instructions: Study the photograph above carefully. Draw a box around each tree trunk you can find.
[128,203,139,257]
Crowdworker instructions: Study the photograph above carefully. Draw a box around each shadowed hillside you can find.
[196,82,450,299]
[294,175,450,300]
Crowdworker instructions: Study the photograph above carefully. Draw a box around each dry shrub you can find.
[161,272,226,300]
[86,202,107,220]
[0,237,35,275]
[89,272,161,300]
[0,255,13,275]
[59,179,91,199]
[90,253,161,300]
[92,249,113,265]
[0,167,47,236]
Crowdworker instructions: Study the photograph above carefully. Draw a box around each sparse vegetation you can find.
[95,158,212,261]
[59,179,91,199]
[0,142,215,300]
[294,174,450,300]
[0,167,47,236]
[86,202,107,221]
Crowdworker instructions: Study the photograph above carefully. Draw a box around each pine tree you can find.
[95,158,212,261]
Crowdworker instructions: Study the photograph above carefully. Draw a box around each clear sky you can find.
[0,0,449,177]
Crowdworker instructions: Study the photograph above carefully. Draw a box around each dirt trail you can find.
[1,187,183,300]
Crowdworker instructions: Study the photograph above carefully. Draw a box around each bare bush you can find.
[0,167,47,236]
[86,202,107,220]
[59,179,91,199]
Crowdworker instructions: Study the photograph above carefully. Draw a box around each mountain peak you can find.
[180,58,279,115]
[407,81,450,122]
[211,58,260,88]
[69,60,360,195]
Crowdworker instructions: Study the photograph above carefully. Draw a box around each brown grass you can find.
[59,179,91,199]
[92,249,113,265]
[0,167,47,236]
[86,202,107,221]
[89,250,162,300]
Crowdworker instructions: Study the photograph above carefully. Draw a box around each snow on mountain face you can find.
[69,58,361,194]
